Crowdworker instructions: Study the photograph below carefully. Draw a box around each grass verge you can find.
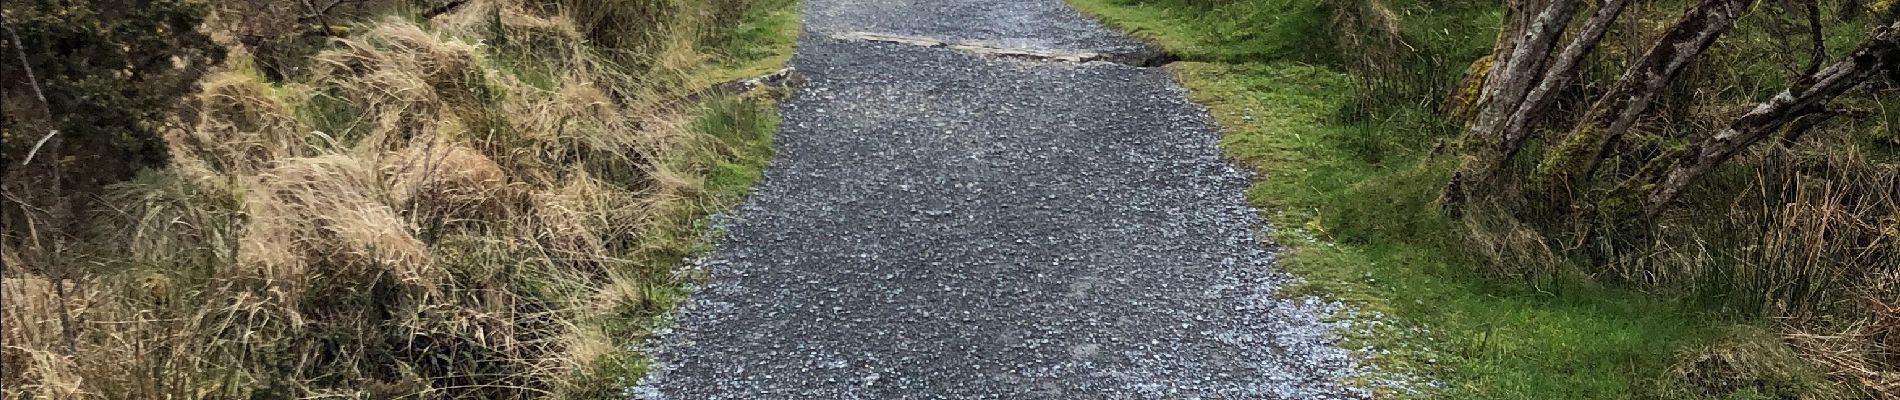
[1067,1,1849,398]
[576,93,784,396]
[687,0,802,88]
[530,0,801,395]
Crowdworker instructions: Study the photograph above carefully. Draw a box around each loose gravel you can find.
[630,0,1368,398]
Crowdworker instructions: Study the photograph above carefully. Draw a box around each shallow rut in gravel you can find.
[631,0,1366,398]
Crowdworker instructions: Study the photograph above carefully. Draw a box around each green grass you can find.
[638,93,783,267]
[1058,0,1336,63]
[1062,1,1841,398]
[697,97,778,199]
[639,0,797,271]
[1177,59,1723,399]
[689,0,801,88]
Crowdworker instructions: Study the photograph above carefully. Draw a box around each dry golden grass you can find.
[1789,240,1900,398]
[1663,326,1863,400]
[1457,132,1900,397]
[173,72,307,173]
[0,0,785,397]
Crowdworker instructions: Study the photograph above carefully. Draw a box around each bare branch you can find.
[1535,0,1759,187]
[1646,22,1900,213]
[301,0,336,37]
[21,129,61,165]
[3,18,66,166]
[2,20,49,106]
[1801,0,1826,77]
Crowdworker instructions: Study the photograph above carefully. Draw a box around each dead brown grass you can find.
[1661,326,1863,399]
[0,0,779,397]
[1790,270,1900,398]
[1460,133,1900,397]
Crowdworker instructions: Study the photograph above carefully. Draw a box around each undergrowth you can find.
[0,0,795,398]
[1071,0,1886,398]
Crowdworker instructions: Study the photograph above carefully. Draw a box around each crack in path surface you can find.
[631,0,1366,398]
[831,31,1176,66]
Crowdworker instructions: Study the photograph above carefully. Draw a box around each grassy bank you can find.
[0,0,795,398]
[1069,0,1867,398]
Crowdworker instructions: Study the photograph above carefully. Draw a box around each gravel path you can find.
[631,1,1367,398]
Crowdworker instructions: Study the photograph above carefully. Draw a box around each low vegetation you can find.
[1,0,793,397]
[1072,0,1895,398]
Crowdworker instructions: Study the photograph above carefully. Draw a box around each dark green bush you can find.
[1,0,224,194]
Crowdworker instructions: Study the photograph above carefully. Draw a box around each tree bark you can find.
[1471,0,1587,140]
[1497,0,1633,159]
[1534,0,1759,187]
[1476,0,1553,113]
[1645,22,1900,213]
[1444,0,1641,212]
[1453,0,1634,193]
[1442,0,1591,213]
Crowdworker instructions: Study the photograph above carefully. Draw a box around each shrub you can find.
[1,0,224,192]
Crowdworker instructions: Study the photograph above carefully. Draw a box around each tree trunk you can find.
[1443,0,1632,214]
[1497,0,1633,161]
[1645,23,1900,213]
[1534,0,1759,188]
[1471,0,1587,140]
[1476,0,1553,113]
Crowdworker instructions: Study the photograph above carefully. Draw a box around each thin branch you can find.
[20,129,61,166]
[301,0,336,37]
[1801,0,1826,78]
[2,20,49,105]
[422,0,471,19]
[3,19,62,166]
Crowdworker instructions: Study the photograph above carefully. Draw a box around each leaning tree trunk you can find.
[1645,22,1900,213]
[1470,0,1587,140]
[1494,0,1633,165]
[1449,0,1633,196]
[1444,0,1643,214]
[1533,0,1759,188]
[1473,0,1555,113]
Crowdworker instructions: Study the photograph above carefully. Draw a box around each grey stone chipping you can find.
[630,0,1370,398]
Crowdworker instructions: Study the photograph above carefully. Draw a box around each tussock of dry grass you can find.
[1455,124,1900,397]
[0,0,782,397]
[1663,326,1861,399]
[175,73,308,173]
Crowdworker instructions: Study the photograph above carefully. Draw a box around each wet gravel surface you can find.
[631,0,1367,398]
